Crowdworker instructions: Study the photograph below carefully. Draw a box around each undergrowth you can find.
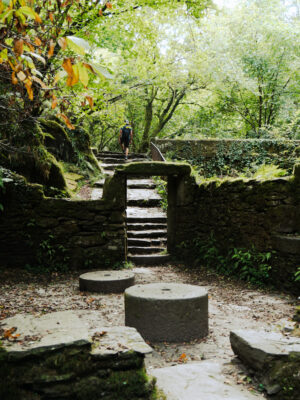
[179,233,273,287]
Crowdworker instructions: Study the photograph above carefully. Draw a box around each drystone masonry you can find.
[170,165,300,292]
[0,167,126,269]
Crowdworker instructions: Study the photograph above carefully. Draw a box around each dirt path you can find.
[0,264,296,397]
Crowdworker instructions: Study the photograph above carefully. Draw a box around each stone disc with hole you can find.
[79,270,135,293]
[125,283,208,342]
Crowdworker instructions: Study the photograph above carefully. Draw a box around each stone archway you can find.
[102,161,192,259]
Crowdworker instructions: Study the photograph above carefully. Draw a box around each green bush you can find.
[190,233,273,287]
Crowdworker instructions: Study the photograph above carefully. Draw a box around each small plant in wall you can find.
[295,267,300,282]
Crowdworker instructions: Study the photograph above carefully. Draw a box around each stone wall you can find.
[170,166,300,292]
[153,138,300,176]
[0,168,126,269]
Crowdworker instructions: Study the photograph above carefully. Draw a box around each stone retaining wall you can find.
[0,168,126,269]
[170,166,300,292]
[153,139,300,176]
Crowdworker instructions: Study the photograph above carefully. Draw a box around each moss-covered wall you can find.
[171,167,300,292]
[0,168,126,269]
[154,139,300,177]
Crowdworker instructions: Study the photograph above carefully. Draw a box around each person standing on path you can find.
[119,120,133,160]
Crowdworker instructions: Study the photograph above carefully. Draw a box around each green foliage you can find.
[112,261,134,270]
[295,267,300,282]
[26,234,69,274]
[189,233,273,287]
[153,177,168,211]
[167,140,295,178]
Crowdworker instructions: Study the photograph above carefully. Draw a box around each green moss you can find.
[115,161,191,176]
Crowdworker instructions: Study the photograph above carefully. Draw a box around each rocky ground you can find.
[0,264,298,397]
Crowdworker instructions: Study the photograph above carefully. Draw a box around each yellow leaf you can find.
[32,75,47,89]
[25,79,33,100]
[85,95,93,108]
[14,38,24,56]
[58,113,75,130]
[11,71,18,84]
[53,69,67,85]
[48,39,55,59]
[34,37,42,46]
[78,62,89,87]
[62,57,73,76]
[71,63,79,86]
[51,95,57,109]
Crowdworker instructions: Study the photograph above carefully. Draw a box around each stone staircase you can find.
[94,151,170,265]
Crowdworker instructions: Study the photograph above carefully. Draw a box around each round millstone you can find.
[125,283,208,342]
[79,270,135,293]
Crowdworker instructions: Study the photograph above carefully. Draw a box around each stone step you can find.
[126,207,167,223]
[127,179,156,189]
[127,230,167,238]
[127,223,167,231]
[93,179,105,188]
[91,188,103,200]
[128,246,166,255]
[97,152,148,159]
[128,253,170,265]
[127,238,167,247]
[127,198,161,207]
[99,157,126,164]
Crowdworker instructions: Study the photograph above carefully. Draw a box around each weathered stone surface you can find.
[115,161,191,176]
[0,311,153,400]
[230,329,300,398]
[79,270,135,293]
[151,361,259,400]
[125,283,208,342]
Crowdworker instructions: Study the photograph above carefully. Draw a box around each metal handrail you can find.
[150,142,165,162]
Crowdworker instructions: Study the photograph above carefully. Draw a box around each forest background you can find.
[0,0,299,188]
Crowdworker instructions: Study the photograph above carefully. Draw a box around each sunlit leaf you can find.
[58,37,67,50]
[28,51,45,65]
[66,36,90,56]
[19,6,41,23]
[87,62,113,79]
[32,75,47,89]
[71,63,79,86]
[17,70,26,81]
[20,54,34,69]
[78,62,89,87]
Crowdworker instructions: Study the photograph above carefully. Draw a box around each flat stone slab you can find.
[126,206,167,222]
[0,310,152,360]
[151,361,259,400]
[127,188,161,201]
[115,161,192,176]
[79,270,135,293]
[230,329,300,371]
[230,329,300,396]
[125,283,208,342]
[90,188,103,199]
